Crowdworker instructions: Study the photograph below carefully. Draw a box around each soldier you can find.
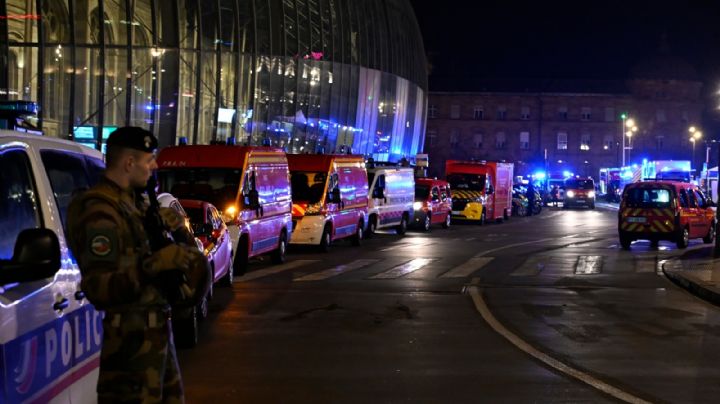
[66,126,203,403]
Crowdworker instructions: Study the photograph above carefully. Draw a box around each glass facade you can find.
[0,0,427,162]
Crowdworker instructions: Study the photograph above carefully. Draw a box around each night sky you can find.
[411,1,720,90]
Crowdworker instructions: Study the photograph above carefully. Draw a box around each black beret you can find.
[106,126,158,153]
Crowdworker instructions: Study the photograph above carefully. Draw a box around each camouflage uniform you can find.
[67,177,197,404]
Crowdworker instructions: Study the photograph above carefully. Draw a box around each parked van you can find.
[287,154,368,251]
[619,180,716,249]
[445,160,514,224]
[1,131,105,403]
[563,177,596,209]
[365,162,415,236]
[413,177,452,230]
[157,145,293,275]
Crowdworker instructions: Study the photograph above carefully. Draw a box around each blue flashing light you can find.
[562,170,572,178]
[533,171,546,180]
[642,158,648,164]
[145,104,154,111]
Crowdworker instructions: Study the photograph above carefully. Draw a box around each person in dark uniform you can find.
[66,127,205,404]
[526,181,537,216]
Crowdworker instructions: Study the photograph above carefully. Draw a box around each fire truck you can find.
[445,160,514,224]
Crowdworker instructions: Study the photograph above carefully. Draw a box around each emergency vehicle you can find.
[413,178,452,230]
[157,145,293,275]
[288,154,368,251]
[618,180,716,249]
[365,162,415,236]
[563,177,596,209]
[445,160,514,224]
[1,131,105,403]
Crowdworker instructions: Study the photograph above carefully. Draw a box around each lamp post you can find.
[689,126,703,175]
[624,118,638,165]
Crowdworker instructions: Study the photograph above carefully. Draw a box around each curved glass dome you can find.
[0,0,428,162]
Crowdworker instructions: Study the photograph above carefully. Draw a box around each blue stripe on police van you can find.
[253,236,279,252]
[335,224,356,237]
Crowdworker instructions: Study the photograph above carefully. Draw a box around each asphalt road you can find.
[178,206,720,403]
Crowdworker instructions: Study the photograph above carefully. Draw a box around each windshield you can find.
[565,179,594,189]
[415,184,430,200]
[623,187,672,208]
[158,168,241,210]
[447,173,486,191]
[290,171,327,203]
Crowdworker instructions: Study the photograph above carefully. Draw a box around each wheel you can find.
[352,220,364,246]
[396,214,408,235]
[533,203,542,215]
[620,235,632,250]
[503,209,510,220]
[271,231,287,264]
[676,227,689,249]
[442,213,451,229]
[422,213,432,232]
[703,222,716,244]
[173,307,199,349]
[319,225,332,252]
[232,237,249,276]
[219,256,234,286]
[517,205,526,217]
[365,215,377,239]
[589,203,595,209]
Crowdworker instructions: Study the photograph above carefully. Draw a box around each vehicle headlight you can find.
[588,191,596,198]
[413,201,424,210]
[566,190,575,198]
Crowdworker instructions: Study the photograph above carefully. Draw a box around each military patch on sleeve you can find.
[87,230,118,261]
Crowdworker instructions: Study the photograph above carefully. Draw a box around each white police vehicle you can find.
[0,130,104,403]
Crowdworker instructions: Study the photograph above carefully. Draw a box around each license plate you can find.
[627,217,646,223]
[576,199,585,203]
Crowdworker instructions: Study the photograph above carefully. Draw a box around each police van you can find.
[0,130,104,403]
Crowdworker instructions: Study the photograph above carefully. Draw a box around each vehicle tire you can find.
[232,236,249,276]
[703,222,716,244]
[219,257,234,287]
[517,205,527,217]
[173,307,199,349]
[589,203,596,209]
[396,214,408,235]
[503,209,510,220]
[620,235,632,250]
[319,225,332,252]
[352,220,364,246]
[442,213,451,229]
[365,215,377,239]
[676,227,690,249]
[422,213,432,232]
[271,231,287,264]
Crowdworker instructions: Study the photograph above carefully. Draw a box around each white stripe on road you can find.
[473,237,560,257]
[469,285,652,404]
[635,256,658,273]
[575,255,603,274]
[369,258,433,279]
[295,259,380,281]
[440,257,494,278]
[235,260,319,282]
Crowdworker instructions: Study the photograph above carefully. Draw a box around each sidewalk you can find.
[663,246,720,308]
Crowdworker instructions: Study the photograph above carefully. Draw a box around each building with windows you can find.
[425,57,704,179]
[0,0,427,161]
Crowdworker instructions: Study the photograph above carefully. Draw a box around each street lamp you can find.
[621,116,638,165]
[689,127,703,173]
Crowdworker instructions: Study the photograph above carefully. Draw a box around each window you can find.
[473,133,483,149]
[428,105,437,119]
[474,106,484,120]
[656,136,664,150]
[694,189,707,209]
[603,135,614,150]
[521,106,530,120]
[605,107,615,122]
[41,150,103,228]
[450,130,460,147]
[495,132,506,149]
[0,149,42,259]
[580,133,591,151]
[581,107,591,121]
[440,186,448,201]
[431,187,440,202]
[519,131,530,150]
[496,107,507,120]
[679,189,689,208]
[656,109,667,123]
[557,132,568,150]
[427,130,437,146]
[450,105,461,119]
[558,106,568,120]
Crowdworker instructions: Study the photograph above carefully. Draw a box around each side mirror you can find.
[329,188,342,203]
[0,228,61,285]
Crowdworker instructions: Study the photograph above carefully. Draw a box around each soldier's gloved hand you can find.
[142,243,195,275]
[159,207,186,231]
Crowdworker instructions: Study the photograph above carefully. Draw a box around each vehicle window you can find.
[184,207,204,233]
[0,149,42,260]
[431,187,440,202]
[211,207,222,229]
[687,190,698,208]
[565,179,594,189]
[415,184,430,200]
[447,173,486,191]
[624,187,672,209]
[679,189,690,208]
[440,186,448,201]
[158,168,242,210]
[41,150,95,228]
[84,155,105,185]
[207,208,214,228]
[694,190,707,209]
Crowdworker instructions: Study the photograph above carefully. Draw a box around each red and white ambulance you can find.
[287,154,368,251]
[157,145,293,275]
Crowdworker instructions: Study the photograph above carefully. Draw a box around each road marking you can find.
[440,257,494,278]
[235,260,319,282]
[473,236,560,257]
[380,239,434,251]
[468,285,652,404]
[575,255,603,274]
[635,256,658,273]
[295,259,380,281]
[369,258,433,279]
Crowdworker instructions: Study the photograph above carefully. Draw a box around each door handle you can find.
[53,298,69,311]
